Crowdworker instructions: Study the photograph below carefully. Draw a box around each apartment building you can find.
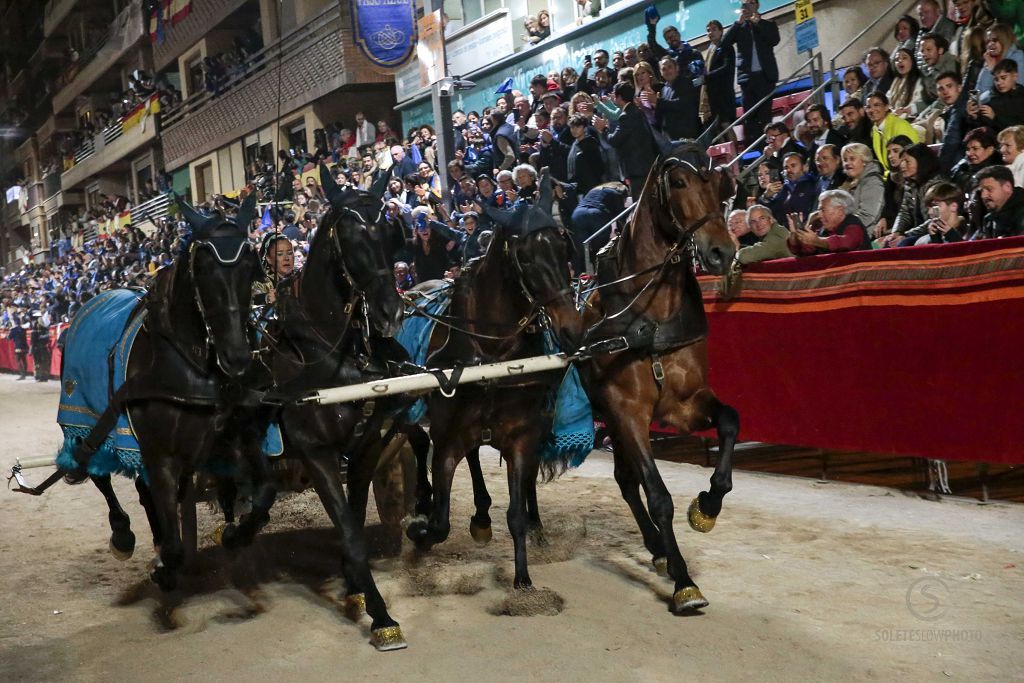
[1,0,400,268]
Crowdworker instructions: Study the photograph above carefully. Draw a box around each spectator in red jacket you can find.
[787,189,872,255]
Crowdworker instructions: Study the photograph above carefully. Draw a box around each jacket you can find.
[605,102,658,181]
[760,172,818,225]
[974,84,1024,133]
[567,134,606,195]
[843,159,886,229]
[892,174,948,235]
[789,214,871,255]
[737,222,793,264]
[980,186,1024,239]
[871,113,920,174]
[720,17,780,83]
[702,41,737,121]
[656,74,702,140]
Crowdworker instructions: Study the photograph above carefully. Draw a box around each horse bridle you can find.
[583,158,723,323]
[188,232,258,375]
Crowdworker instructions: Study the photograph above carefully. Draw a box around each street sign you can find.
[794,0,818,52]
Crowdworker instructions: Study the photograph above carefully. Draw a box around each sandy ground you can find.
[1,373,1022,682]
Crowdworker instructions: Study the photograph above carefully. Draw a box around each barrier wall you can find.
[0,329,62,377]
[697,237,1024,465]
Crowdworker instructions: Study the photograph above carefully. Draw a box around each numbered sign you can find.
[794,0,818,52]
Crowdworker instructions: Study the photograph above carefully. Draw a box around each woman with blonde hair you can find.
[973,23,1024,94]
[633,61,659,124]
[998,125,1024,186]
[840,142,886,235]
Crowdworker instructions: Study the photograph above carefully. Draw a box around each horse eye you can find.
[670,177,687,189]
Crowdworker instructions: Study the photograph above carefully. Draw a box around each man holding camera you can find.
[720,0,780,146]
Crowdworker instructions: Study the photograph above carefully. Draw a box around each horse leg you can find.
[406,433,462,550]
[222,438,276,550]
[136,477,162,553]
[346,421,386,529]
[404,423,433,516]
[91,475,136,560]
[505,440,540,590]
[465,448,493,544]
[525,469,546,546]
[179,475,198,570]
[146,461,186,592]
[687,391,739,533]
[616,418,707,612]
[605,427,668,572]
[302,449,407,651]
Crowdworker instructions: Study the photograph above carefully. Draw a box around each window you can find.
[187,56,204,98]
[195,161,214,203]
[286,121,307,155]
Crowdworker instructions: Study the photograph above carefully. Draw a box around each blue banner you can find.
[350,0,417,69]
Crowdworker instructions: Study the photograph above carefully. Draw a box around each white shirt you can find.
[1010,155,1024,188]
[355,120,376,148]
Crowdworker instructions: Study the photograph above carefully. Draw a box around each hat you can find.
[541,91,561,102]
[644,3,660,24]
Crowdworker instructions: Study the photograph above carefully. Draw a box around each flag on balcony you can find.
[148,1,167,44]
[170,0,191,25]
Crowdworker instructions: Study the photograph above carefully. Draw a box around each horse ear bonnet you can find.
[174,193,252,264]
[320,163,359,208]
[519,168,558,236]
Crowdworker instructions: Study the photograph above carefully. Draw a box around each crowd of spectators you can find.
[6,0,1024,339]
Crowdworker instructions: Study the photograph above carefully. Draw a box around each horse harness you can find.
[582,157,716,384]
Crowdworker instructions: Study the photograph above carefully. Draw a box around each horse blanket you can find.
[397,283,593,467]
[55,290,282,480]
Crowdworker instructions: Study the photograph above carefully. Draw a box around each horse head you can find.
[501,168,582,351]
[653,142,736,275]
[177,192,261,378]
[319,164,404,337]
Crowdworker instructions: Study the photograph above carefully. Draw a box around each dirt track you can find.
[1,374,1022,682]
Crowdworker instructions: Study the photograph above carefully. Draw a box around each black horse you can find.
[56,194,265,595]
[244,165,409,650]
[402,171,583,590]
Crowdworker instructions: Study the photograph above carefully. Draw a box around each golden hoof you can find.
[672,586,709,612]
[687,497,717,533]
[371,625,408,651]
[344,593,366,619]
[108,537,133,561]
[469,522,492,545]
[652,557,668,576]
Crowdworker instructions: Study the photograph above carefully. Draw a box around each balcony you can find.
[52,0,145,114]
[42,171,83,217]
[61,95,161,190]
[130,192,173,232]
[159,2,391,171]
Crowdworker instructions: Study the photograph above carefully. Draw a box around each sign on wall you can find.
[794,0,819,52]
[350,0,418,69]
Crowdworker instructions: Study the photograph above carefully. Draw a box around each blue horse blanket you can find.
[55,290,282,480]
[397,283,594,468]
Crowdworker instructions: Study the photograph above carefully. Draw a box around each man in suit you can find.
[656,56,702,140]
[804,104,848,160]
[701,20,737,138]
[594,82,658,199]
[720,0,780,146]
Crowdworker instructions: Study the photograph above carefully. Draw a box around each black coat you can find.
[806,128,848,161]
[605,103,658,181]
[981,186,1024,239]
[704,41,737,123]
[720,17,780,83]
[975,84,1024,132]
[567,134,606,195]
[656,75,702,140]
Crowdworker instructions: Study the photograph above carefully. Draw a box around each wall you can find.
[152,0,251,71]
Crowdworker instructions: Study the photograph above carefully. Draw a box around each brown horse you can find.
[404,171,583,590]
[580,143,738,612]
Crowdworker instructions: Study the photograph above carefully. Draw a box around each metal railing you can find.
[711,52,821,147]
[728,75,836,181]
[161,3,339,129]
[828,0,913,109]
[130,192,173,228]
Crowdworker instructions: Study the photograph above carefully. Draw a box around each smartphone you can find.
[968,89,980,105]
[928,205,941,219]
[768,167,782,184]
[585,54,592,63]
